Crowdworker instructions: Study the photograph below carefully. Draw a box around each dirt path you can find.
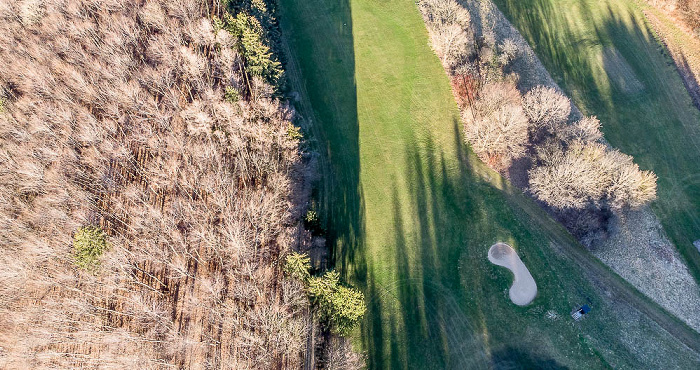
[488,243,538,305]
[506,192,700,353]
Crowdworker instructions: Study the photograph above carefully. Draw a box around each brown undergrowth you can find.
[0,0,316,368]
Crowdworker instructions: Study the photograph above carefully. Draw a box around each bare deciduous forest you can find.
[0,0,323,368]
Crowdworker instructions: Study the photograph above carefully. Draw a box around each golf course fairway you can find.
[279,0,700,368]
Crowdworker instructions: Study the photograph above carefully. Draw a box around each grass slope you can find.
[279,0,700,368]
[492,0,700,282]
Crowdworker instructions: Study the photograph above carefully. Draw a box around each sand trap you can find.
[488,243,537,306]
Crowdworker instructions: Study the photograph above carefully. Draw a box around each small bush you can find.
[304,209,324,235]
[286,124,303,141]
[224,86,240,103]
[308,270,366,336]
[497,39,518,66]
[73,226,108,271]
[284,252,311,281]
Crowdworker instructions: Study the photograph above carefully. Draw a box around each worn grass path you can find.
[279,0,700,368]
[493,0,700,283]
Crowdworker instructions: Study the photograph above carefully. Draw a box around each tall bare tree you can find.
[522,86,572,134]
[464,82,530,170]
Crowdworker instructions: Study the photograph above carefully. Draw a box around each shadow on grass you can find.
[279,0,367,283]
[361,120,571,368]
[282,0,699,368]
[280,1,508,365]
[361,122,486,369]
[491,346,569,370]
[492,0,700,284]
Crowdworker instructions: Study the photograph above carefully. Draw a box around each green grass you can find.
[492,0,700,283]
[279,0,700,368]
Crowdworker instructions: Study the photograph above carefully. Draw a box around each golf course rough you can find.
[488,243,537,305]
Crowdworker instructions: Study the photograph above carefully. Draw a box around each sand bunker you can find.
[488,243,537,306]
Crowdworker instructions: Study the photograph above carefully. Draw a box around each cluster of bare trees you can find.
[0,0,315,368]
[418,0,474,70]
[522,88,657,222]
[529,141,658,211]
[418,0,657,243]
[463,81,528,170]
[521,88,656,240]
[420,0,525,169]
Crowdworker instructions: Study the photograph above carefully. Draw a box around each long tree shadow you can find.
[366,120,579,369]
[364,128,488,369]
[491,346,570,370]
[492,0,700,284]
[281,0,700,368]
[278,0,366,280]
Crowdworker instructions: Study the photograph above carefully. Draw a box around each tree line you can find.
[419,0,657,244]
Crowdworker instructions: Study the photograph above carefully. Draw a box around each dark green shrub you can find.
[304,209,324,235]
[222,12,282,84]
[73,226,108,271]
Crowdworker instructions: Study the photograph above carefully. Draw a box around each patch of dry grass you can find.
[642,3,700,109]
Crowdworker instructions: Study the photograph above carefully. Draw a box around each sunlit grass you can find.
[494,0,700,281]
[280,0,700,367]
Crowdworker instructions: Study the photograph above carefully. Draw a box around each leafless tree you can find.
[529,141,657,211]
[559,115,603,143]
[418,0,474,69]
[324,336,366,370]
[464,81,529,170]
[522,86,572,134]
[601,149,658,209]
[529,141,609,209]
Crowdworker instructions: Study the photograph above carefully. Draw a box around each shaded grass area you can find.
[279,0,700,368]
[492,0,700,283]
